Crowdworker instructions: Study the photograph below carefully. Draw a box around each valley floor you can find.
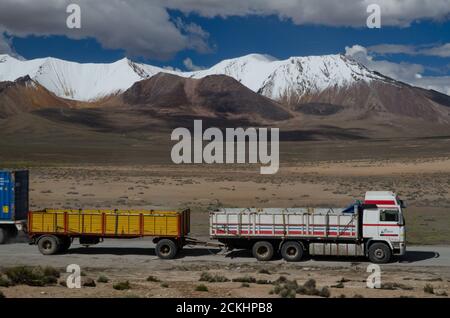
[1,139,449,298]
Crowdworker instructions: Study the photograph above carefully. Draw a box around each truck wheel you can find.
[368,243,392,264]
[281,241,304,262]
[155,239,178,259]
[0,228,7,244]
[37,235,60,255]
[252,241,274,261]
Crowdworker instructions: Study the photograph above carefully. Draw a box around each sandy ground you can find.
[1,155,449,298]
[0,240,449,298]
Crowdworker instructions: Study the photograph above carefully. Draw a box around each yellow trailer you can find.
[28,208,190,259]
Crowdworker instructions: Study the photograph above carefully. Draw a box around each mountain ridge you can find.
[0,53,403,103]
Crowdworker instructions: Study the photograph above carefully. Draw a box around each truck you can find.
[0,171,28,244]
[209,191,406,263]
[1,170,407,263]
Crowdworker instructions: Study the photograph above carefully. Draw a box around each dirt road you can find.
[0,239,448,269]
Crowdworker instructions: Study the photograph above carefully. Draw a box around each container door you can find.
[13,171,29,221]
[0,171,13,220]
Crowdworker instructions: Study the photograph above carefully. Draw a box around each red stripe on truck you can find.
[364,200,396,205]
[214,229,356,236]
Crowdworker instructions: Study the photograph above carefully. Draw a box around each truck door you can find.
[378,209,400,239]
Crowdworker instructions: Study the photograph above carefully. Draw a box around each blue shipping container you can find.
[0,171,13,220]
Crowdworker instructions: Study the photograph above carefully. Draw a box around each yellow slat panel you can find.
[143,216,155,235]
[105,215,117,235]
[30,209,183,237]
[67,214,81,233]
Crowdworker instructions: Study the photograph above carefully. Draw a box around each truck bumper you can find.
[393,242,406,256]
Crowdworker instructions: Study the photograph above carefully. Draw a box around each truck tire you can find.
[0,228,7,244]
[281,241,304,262]
[368,242,392,264]
[252,241,274,261]
[155,239,178,259]
[37,235,60,255]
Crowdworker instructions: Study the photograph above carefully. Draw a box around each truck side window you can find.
[380,210,399,222]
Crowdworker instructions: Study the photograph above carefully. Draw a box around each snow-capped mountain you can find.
[188,54,386,104]
[0,54,168,101]
[0,53,388,102]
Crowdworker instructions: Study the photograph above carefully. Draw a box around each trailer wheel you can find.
[252,241,274,261]
[368,242,392,264]
[281,241,304,262]
[155,239,178,259]
[37,235,60,255]
[0,228,6,245]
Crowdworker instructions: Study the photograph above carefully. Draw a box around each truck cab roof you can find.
[364,191,398,207]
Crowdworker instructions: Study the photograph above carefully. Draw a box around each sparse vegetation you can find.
[4,266,59,287]
[195,284,209,292]
[160,283,169,288]
[0,276,11,287]
[0,291,5,298]
[258,269,271,275]
[380,282,413,290]
[146,275,160,282]
[97,275,109,283]
[241,283,250,288]
[232,276,256,283]
[271,276,298,298]
[200,272,229,283]
[296,279,330,298]
[113,281,131,290]
[424,284,434,294]
[82,277,96,287]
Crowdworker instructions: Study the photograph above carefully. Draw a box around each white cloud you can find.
[0,0,210,60]
[163,0,450,27]
[345,44,450,95]
[367,44,417,55]
[0,31,24,59]
[421,43,450,58]
[1,1,450,60]
[368,43,450,58]
[183,57,205,71]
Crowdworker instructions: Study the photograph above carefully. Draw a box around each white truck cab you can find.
[363,191,406,260]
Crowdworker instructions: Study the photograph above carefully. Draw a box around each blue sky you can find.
[1,1,450,94]
[10,14,450,77]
